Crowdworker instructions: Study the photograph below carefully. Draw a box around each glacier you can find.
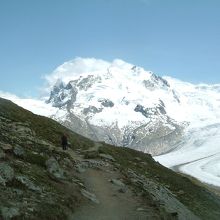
[154,77,220,187]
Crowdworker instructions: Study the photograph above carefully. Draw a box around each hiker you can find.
[61,134,68,150]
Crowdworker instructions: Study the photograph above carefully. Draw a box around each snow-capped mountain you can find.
[46,58,186,155]
[44,58,220,187]
[2,57,220,187]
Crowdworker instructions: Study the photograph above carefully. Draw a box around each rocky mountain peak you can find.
[45,62,184,155]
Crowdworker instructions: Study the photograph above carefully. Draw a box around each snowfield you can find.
[0,91,67,119]
[154,77,220,187]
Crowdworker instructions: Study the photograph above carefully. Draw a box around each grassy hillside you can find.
[0,98,90,219]
[0,97,94,150]
[1,97,220,219]
[99,145,220,219]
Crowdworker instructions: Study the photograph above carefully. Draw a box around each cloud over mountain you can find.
[44,57,127,89]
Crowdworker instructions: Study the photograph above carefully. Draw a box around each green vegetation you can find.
[0,98,85,219]
[24,152,48,168]
[0,98,94,151]
[99,145,220,219]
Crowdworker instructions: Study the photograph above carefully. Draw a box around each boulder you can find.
[110,179,125,187]
[63,158,73,168]
[82,159,109,169]
[84,150,99,159]
[0,143,13,151]
[0,163,14,186]
[13,146,25,157]
[136,207,146,212]
[0,207,20,220]
[75,164,86,173]
[118,187,127,193]
[16,176,42,193]
[45,157,65,180]
[99,153,115,162]
[0,149,6,159]
[81,189,100,204]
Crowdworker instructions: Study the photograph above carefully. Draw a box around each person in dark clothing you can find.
[61,134,68,150]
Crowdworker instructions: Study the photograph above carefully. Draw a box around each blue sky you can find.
[0,0,220,97]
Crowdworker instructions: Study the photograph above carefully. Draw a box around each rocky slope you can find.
[1,97,220,219]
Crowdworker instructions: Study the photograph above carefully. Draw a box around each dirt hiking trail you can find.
[70,168,161,220]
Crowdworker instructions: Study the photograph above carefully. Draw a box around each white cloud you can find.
[1,57,136,104]
[0,90,19,100]
[43,57,135,91]
[44,57,110,88]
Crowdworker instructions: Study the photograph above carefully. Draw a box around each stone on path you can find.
[81,189,100,204]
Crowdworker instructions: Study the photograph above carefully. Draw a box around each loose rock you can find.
[0,207,20,220]
[118,187,127,193]
[136,207,146,212]
[81,189,100,204]
[63,158,73,168]
[0,143,13,151]
[110,179,125,187]
[16,176,42,193]
[99,153,115,162]
[75,164,86,173]
[0,163,14,186]
[13,146,25,157]
[45,157,65,180]
[0,149,6,159]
